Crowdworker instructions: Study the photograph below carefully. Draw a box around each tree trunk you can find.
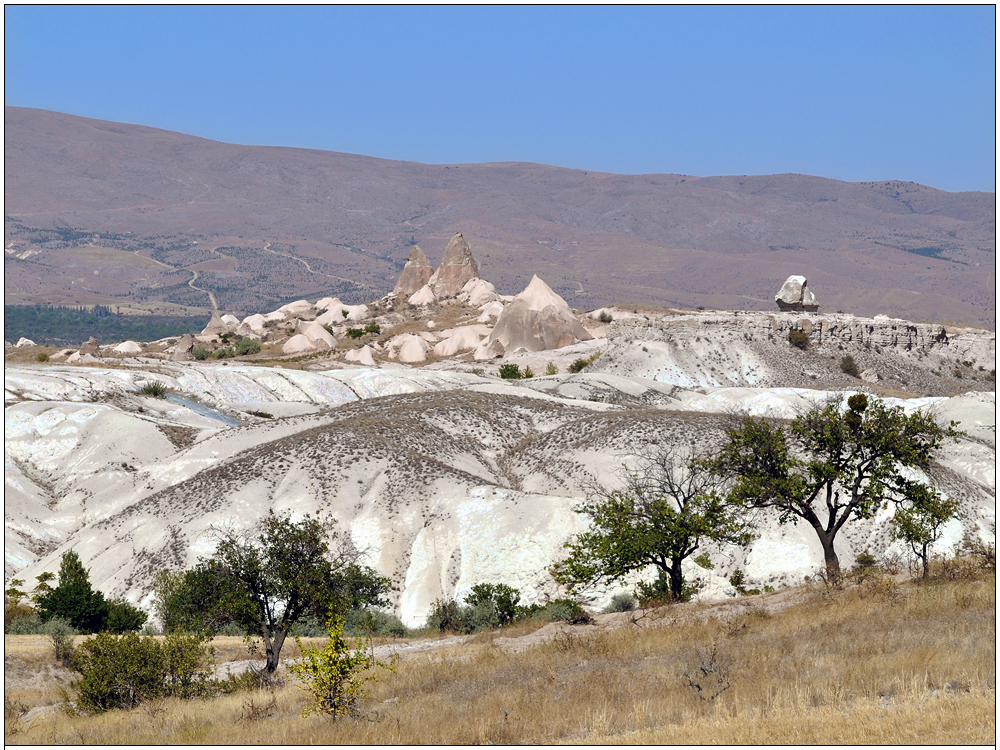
[264,628,287,674]
[817,530,841,580]
[668,560,685,601]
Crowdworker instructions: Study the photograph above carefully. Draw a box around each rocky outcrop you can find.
[596,310,996,393]
[487,275,594,353]
[775,275,819,312]
[429,233,479,299]
[393,246,435,297]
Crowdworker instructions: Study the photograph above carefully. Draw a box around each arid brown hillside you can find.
[4,107,995,325]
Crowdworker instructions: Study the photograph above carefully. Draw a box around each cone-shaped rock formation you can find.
[429,232,479,298]
[393,245,435,297]
[487,275,593,352]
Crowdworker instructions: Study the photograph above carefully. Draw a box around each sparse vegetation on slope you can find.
[4,566,993,744]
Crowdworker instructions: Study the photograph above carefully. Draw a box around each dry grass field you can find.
[4,570,994,745]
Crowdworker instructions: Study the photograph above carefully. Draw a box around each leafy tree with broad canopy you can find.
[709,394,958,579]
[552,444,755,602]
[155,511,390,675]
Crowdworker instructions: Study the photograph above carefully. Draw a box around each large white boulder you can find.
[344,345,377,366]
[297,321,336,349]
[477,300,505,323]
[396,334,430,363]
[459,278,500,307]
[282,334,317,355]
[408,285,436,306]
[433,326,488,357]
[112,341,143,355]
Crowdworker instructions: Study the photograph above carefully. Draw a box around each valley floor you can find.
[5,569,994,745]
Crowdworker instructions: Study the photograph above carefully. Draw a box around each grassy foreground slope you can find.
[4,568,994,745]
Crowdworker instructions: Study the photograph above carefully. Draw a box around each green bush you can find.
[105,599,148,634]
[138,381,169,398]
[840,355,860,378]
[71,631,215,713]
[601,593,636,613]
[192,347,209,361]
[36,352,49,362]
[498,363,522,379]
[235,337,261,356]
[788,329,810,350]
[344,608,407,638]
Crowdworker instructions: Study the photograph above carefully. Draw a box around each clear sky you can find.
[4,5,995,192]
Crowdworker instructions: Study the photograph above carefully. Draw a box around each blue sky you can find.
[4,5,995,192]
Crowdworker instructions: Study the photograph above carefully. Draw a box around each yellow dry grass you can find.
[5,574,994,745]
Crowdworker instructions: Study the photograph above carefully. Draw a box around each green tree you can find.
[891,487,959,579]
[553,445,754,602]
[464,583,521,627]
[710,394,957,579]
[36,551,109,634]
[155,511,390,675]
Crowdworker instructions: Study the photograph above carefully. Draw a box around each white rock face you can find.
[112,341,143,355]
[487,275,594,352]
[4,363,994,628]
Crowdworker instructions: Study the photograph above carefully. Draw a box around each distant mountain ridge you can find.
[4,106,995,326]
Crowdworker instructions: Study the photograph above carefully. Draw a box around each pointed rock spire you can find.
[428,232,479,298]
[393,245,435,296]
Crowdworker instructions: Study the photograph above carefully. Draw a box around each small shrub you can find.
[602,592,636,613]
[568,352,600,373]
[36,352,49,362]
[344,608,407,638]
[499,364,522,379]
[289,614,395,721]
[788,329,810,350]
[192,347,209,361]
[235,337,261,356]
[598,310,613,324]
[545,362,559,376]
[139,381,169,398]
[840,355,860,378]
